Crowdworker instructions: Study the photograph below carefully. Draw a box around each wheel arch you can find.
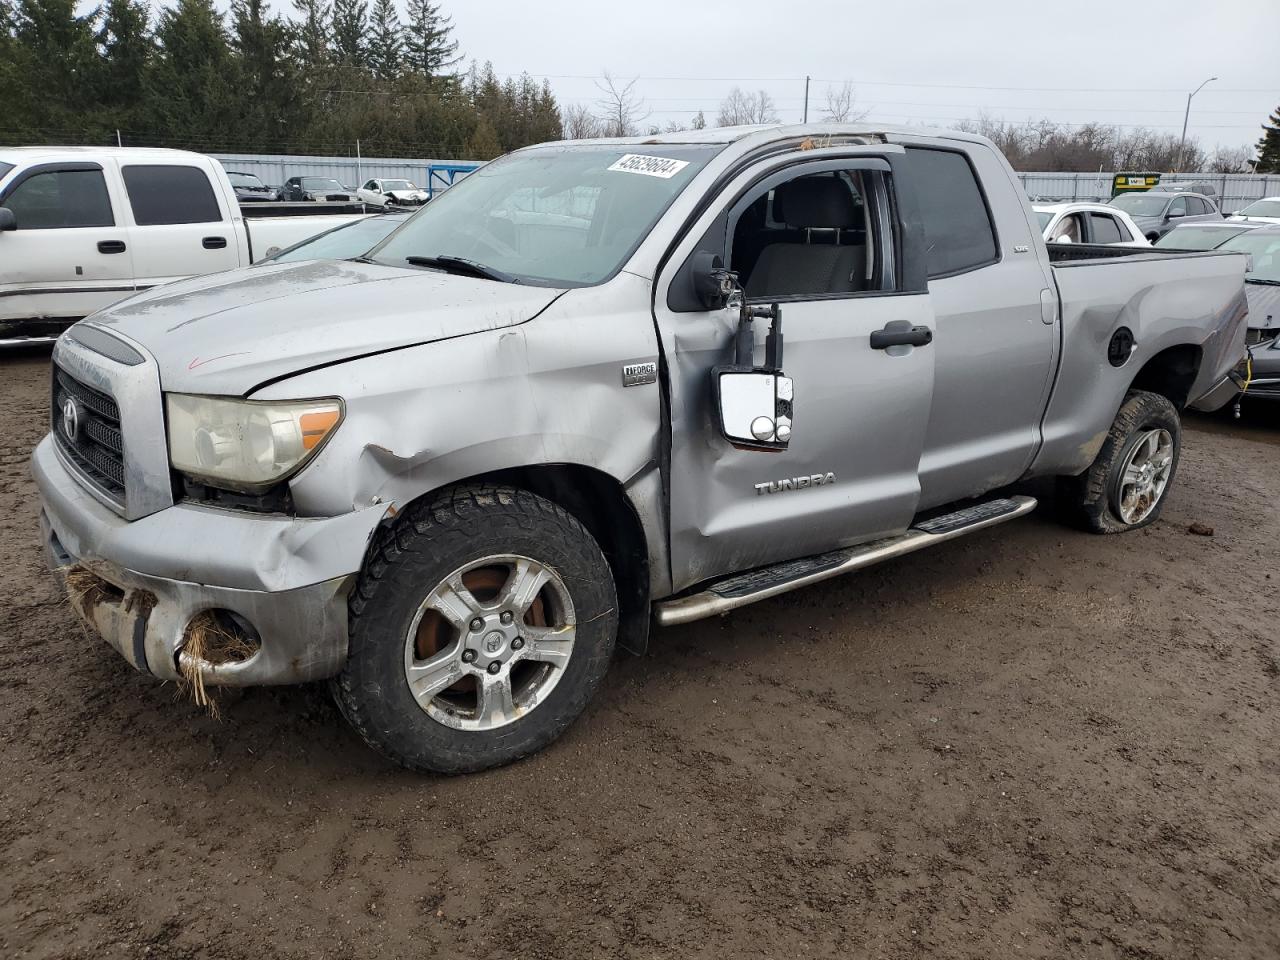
[1127,342,1203,410]
[382,463,658,656]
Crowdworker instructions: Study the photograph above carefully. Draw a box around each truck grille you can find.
[51,364,126,504]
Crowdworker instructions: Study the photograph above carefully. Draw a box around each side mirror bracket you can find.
[713,298,792,451]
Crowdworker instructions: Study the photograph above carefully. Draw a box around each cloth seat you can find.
[745,178,865,299]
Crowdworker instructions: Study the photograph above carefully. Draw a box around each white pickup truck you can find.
[0,148,367,346]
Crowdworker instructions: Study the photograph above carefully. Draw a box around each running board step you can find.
[654,495,1037,626]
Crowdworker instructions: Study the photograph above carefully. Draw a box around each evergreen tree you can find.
[403,0,458,82]
[147,0,238,147]
[292,0,328,67]
[230,0,298,150]
[1256,104,1280,174]
[465,115,501,159]
[329,0,366,66]
[691,110,706,130]
[13,0,101,128]
[96,0,152,114]
[367,0,401,80]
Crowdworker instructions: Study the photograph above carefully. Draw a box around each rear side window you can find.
[1,169,114,229]
[1089,213,1124,244]
[122,165,222,225]
[901,148,998,277]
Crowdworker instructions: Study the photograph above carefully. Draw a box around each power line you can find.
[502,71,1275,95]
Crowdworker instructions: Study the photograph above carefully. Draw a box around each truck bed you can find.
[1032,243,1249,478]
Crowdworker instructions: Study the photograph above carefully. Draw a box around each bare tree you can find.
[562,103,601,140]
[717,87,779,126]
[821,82,867,123]
[1206,145,1255,174]
[594,72,648,137]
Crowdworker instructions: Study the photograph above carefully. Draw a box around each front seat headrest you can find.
[773,178,859,229]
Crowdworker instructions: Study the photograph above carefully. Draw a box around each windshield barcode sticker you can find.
[608,154,690,179]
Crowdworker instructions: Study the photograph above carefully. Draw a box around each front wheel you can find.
[1057,389,1181,534]
[333,485,618,774]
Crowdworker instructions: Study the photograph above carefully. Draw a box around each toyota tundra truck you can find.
[32,124,1248,774]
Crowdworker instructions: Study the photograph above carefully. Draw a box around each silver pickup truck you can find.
[33,125,1248,774]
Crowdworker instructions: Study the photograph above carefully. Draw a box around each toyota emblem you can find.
[61,396,81,443]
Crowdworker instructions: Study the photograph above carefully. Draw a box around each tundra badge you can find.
[755,472,836,495]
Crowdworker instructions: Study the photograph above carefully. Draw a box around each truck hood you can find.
[84,259,565,395]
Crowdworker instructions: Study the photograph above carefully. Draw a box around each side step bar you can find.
[654,495,1037,627]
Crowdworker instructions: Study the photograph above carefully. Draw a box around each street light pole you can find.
[1176,76,1217,173]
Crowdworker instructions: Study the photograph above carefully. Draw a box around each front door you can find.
[0,163,136,331]
[654,150,936,592]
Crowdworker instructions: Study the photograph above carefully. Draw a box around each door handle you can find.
[97,240,127,254]
[203,236,228,249]
[870,324,933,350]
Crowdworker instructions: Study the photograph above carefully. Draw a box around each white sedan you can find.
[356,178,429,208]
[1033,202,1150,247]
[1228,197,1280,225]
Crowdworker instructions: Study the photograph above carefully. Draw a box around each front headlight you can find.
[167,394,343,493]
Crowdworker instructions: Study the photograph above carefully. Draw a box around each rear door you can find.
[0,162,136,328]
[654,148,936,591]
[119,159,240,289]
[895,142,1057,509]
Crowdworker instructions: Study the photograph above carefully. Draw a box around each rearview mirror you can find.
[0,207,15,232]
[1166,209,1184,219]
[715,370,793,449]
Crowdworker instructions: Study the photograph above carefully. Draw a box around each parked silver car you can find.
[1109,190,1223,243]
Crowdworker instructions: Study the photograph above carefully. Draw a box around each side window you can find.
[1089,213,1124,244]
[364,180,377,190]
[727,168,892,300]
[122,165,222,225]
[900,148,998,277]
[1,169,114,229]
[1168,197,1188,217]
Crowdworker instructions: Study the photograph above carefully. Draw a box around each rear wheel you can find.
[1057,389,1181,534]
[334,485,617,774]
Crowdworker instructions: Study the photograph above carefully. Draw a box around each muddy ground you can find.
[1,348,1277,960]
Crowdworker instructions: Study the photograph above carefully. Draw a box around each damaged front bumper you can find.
[33,435,388,686]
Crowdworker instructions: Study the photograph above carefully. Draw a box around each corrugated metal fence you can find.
[1018,172,1280,213]
[213,152,1279,213]
[212,152,473,193]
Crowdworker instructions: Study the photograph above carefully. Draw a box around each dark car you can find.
[280,176,359,203]
[1109,190,1222,243]
[226,171,276,203]
[1216,225,1280,401]
[1154,220,1261,251]
[258,211,410,263]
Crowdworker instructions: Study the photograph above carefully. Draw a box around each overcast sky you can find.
[441,0,1278,152]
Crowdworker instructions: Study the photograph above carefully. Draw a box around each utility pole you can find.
[803,76,810,123]
[1177,76,1216,173]
[356,139,362,188]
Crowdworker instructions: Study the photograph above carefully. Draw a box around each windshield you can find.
[0,161,14,182]
[1110,194,1168,217]
[382,180,416,191]
[302,178,346,191]
[1218,231,1280,283]
[1154,225,1249,250]
[370,143,721,287]
[227,172,265,188]
[268,215,407,263]
[1237,199,1280,219]
[1035,211,1054,230]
